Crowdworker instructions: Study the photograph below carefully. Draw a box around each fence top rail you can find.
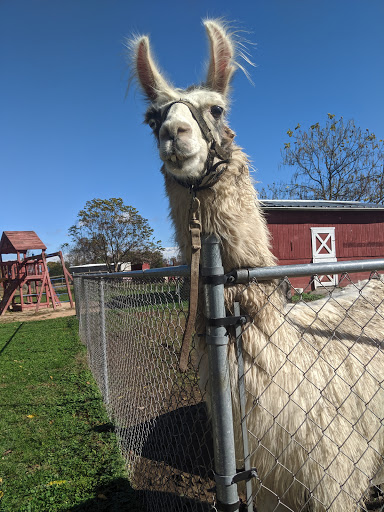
[73,264,190,280]
[72,258,384,284]
[230,258,384,284]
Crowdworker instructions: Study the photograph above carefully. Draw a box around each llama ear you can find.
[134,36,170,101]
[204,20,236,95]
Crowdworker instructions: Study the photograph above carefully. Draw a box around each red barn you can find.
[261,200,384,290]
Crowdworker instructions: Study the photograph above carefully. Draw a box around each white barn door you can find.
[310,227,338,288]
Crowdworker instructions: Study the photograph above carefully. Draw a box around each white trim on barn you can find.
[311,227,338,287]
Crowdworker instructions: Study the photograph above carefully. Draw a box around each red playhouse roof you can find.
[0,231,47,254]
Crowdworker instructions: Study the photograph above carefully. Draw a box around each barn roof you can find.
[260,200,384,211]
[0,231,47,254]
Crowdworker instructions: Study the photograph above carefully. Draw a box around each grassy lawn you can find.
[0,317,143,511]
[291,291,323,302]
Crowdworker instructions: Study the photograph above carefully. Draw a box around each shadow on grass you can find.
[93,404,213,477]
[143,491,213,512]
[69,482,214,512]
[93,422,115,434]
[83,405,215,511]
[68,477,144,512]
[0,322,24,355]
[139,402,213,476]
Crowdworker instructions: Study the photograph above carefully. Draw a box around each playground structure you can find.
[0,231,74,316]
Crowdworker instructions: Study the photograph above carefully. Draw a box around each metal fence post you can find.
[74,276,86,344]
[80,277,87,344]
[234,301,253,512]
[99,277,109,405]
[85,279,93,350]
[201,234,240,512]
[74,276,80,319]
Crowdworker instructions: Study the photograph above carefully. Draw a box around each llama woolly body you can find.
[167,146,384,511]
[131,19,384,511]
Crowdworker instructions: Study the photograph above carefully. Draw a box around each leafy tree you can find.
[138,249,166,268]
[47,261,69,277]
[68,198,163,271]
[261,115,384,202]
[65,236,99,267]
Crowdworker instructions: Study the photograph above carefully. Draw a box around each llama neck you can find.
[164,147,276,273]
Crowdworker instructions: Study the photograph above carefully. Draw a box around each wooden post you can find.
[42,252,57,310]
[19,256,24,310]
[35,273,47,313]
[0,279,19,316]
[59,251,74,308]
[27,280,32,304]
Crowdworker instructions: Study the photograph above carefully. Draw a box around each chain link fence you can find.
[229,272,384,512]
[74,269,215,511]
[74,238,384,512]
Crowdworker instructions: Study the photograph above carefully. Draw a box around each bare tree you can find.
[261,115,384,202]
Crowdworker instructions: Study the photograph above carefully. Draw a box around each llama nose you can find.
[160,121,192,141]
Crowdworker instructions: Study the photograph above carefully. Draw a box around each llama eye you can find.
[148,119,157,130]
[210,105,224,119]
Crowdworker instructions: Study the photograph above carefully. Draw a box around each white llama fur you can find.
[130,20,384,511]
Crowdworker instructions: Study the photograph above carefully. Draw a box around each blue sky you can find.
[1,1,383,260]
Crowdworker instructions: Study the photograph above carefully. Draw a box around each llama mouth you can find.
[166,152,189,168]
[166,154,183,168]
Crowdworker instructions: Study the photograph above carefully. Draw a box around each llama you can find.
[130,20,384,511]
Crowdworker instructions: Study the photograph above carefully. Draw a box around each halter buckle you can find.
[189,196,202,250]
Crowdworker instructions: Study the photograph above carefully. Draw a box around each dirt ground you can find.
[0,302,77,324]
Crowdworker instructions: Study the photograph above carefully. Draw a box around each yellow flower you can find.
[26,415,35,419]
[327,113,335,119]
[47,480,67,486]
[287,129,293,137]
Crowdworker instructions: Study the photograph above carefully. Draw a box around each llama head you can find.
[131,20,240,184]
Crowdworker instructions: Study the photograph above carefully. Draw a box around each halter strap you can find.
[171,159,230,193]
[161,99,232,190]
[179,195,201,372]
[162,100,231,162]
[160,100,232,371]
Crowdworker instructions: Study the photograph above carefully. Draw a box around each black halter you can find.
[160,100,232,192]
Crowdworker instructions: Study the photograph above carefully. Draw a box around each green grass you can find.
[291,292,323,302]
[0,317,143,511]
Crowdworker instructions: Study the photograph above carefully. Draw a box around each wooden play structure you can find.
[0,231,74,316]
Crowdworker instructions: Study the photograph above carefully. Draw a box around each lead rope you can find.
[179,194,202,372]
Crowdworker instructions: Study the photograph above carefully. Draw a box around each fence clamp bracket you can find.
[213,469,258,512]
[208,315,250,328]
[203,274,231,285]
[214,468,258,487]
